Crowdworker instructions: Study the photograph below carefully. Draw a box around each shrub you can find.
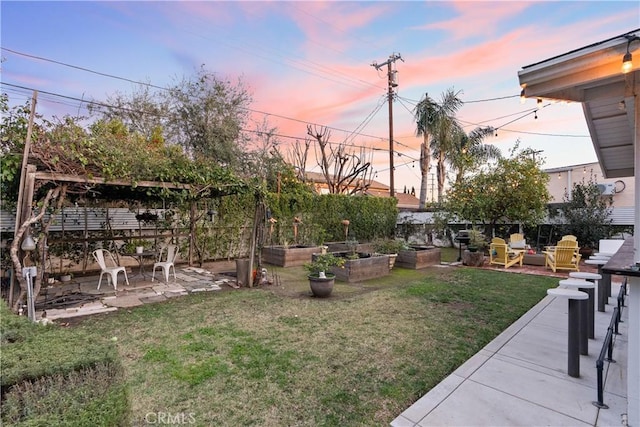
[0,301,130,425]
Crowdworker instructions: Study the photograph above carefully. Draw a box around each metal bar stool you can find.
[585,258,610,311]
[569,271,601,339]
[559,279,595,356]
[547,288,588,378]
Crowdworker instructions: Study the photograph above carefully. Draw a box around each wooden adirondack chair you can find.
[509,233,527,249]
[544,238,579,254]
[490,237,524,269]
[542,245,582,272]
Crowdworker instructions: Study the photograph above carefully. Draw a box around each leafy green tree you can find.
[92,66,253,172]
[446,146,550,236]
[165,66,252,169]
[0,95,52,205]
[90,83,169,140]
[559,176,613,249]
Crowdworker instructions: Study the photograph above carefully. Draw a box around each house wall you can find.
[546,162,634,207]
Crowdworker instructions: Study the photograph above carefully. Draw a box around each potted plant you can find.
[59,270,72,282]
[122,239,149,255]
[466,229,487,253]
[304,252,345,297]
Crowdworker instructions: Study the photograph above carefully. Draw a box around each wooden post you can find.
[247,197,261,287]
[9,91,37,307]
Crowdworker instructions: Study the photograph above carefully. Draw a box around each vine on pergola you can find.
[2,103,250,312]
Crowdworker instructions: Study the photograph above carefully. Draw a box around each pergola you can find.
[518,29,639,425]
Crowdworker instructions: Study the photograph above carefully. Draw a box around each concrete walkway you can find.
[391,278,628,427]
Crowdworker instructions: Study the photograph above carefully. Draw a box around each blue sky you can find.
[2,1,639,194]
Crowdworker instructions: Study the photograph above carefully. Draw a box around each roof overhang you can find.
[518,29,639,179]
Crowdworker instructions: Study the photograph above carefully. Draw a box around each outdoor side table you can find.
[126,251,157,279]
[585,258,610,311]
[569,272,602,339]
[559,279,595,354]
[547,288,588,378]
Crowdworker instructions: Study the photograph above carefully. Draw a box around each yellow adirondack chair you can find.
[542,245,582,272]
[490,238,524,269]
[509,233,526,249]
[544,238,579,254]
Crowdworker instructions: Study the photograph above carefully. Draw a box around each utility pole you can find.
[531,149,543,162]
[371,53,402,197]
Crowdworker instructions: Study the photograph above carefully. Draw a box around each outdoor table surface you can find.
[601,237,640,276]
[126,251,157,278]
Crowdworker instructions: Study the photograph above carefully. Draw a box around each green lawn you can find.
[69,265,556,426]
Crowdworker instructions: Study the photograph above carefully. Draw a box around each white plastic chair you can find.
[92,249,129,291]
[152,244,179,283]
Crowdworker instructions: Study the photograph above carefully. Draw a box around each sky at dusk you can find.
[2,1,639,196]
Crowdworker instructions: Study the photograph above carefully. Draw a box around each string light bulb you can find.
[534,110,538,120]
[622,51,633,73]
[21,232,36,251]
[622,35,639,74]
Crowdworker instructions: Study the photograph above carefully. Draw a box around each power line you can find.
[2,81,385,141]
[1,81,395,155]
[2,48,391,142]
[396,94,590,138]
[2,47,169,91]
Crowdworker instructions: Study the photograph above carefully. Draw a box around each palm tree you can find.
[414,88,463,205]
[449,125,502,184]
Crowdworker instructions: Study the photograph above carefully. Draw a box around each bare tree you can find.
[306,125,373,195]
[287,138,311,183]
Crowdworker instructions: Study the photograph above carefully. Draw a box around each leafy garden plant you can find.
[304,253,345,277]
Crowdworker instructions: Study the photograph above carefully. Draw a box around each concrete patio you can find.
[33,260,239,321]
[391,277,628,427]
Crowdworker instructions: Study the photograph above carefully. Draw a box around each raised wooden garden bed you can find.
[262,245,323,267]
[396,246,442,269]
[325,242,375,254]
[324,252,390,283]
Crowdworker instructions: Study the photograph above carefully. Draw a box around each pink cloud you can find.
[285,2,392,53]
[413,1,534,40]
